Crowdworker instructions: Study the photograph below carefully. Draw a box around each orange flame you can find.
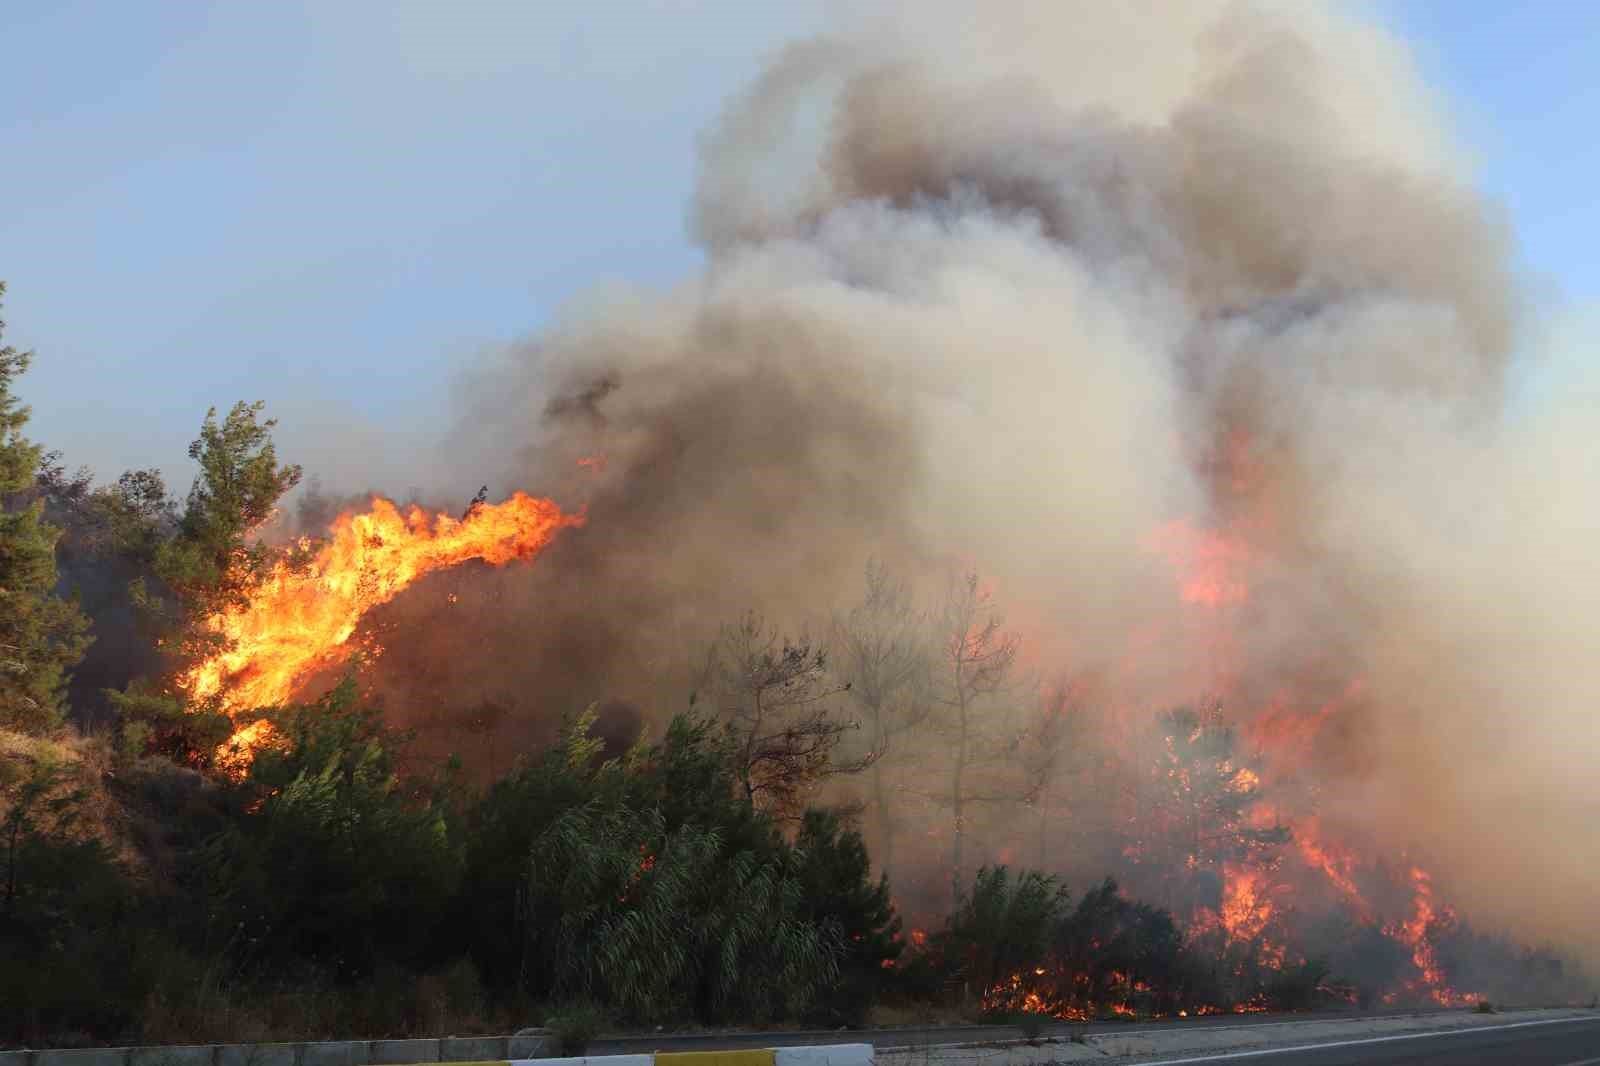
[1383,866,1478,1006]
[1147,519,1252,607]
[183,492,583,756]
[1296,820,1372,921]
[1219,866,1274,944]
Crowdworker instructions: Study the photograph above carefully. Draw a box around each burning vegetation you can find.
[4,0,1599,1047]
[181,492,583,766]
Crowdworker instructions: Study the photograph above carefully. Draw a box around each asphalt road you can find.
[588,1011,1600,1056]
[1126,1015,1600,1064]
[590,1017,1212,1054]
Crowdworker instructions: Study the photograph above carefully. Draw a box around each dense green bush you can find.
[791,808,902,1026]
[490,710,870,1024]
[1054,878,1199,1015]
[942,866,1069,1004]
[461,709,777,992]
[927,867,1210,1021]
[195,681,463,979]
[543,1001,604,1056]
[0,760,154,1043]
[1264,959,1331,1011]
[14,688,1589,1046]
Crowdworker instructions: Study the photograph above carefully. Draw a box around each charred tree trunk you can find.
[872,751,895,883]
[951,663,969,908]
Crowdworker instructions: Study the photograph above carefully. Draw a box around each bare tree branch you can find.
[703,610,869,821]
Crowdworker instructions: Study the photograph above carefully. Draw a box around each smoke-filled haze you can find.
[5,0,1595,979]
[380,0,1599,964]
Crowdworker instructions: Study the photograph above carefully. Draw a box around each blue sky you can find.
[2,2,1595,490]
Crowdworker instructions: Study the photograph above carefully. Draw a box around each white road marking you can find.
[1123,1014,1600,1064]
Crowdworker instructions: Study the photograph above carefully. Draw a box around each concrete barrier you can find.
[362,1050,864,1066]
[301,1044,369,1066]
[129,1048,214,1066]
[215,1044,298,1066]
[654,1052,773,1066]
[773,1046,873,1066]
[505,1037,545,1061]
[515,1049,659,1056]
[439,1042,505,1063]
[368,1044,440,1066]
[34,1052,130,1066]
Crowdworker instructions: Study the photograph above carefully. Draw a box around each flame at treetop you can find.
[181,492,584,757]
[1092,461,1482,1005]
[1294,820,1371,923]
[1147,519,1253,608]
[1218,866,1275,945]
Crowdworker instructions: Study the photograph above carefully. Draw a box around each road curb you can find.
[364,1047,872,1066]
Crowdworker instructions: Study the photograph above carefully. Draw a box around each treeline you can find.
[1,286,1590,1045]
[8,683,1584,1045]
[3,686,902,1042]
[0,683,1340,1045]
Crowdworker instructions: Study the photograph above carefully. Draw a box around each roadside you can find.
[873,1007,1599,1063]
[7,1007,1596,1066]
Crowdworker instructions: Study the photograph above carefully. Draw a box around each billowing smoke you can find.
[333,1,1595,969]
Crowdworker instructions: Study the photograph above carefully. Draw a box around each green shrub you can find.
[545,1002,604,1056]
[197,681,463,979]
[792,809,901,1028]
[941,866,1069,998]
[0,760,154,1043]
[1263,959,1330,1012]
[525,804,839,1024]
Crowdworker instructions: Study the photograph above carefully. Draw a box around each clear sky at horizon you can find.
[2,2,1595,493]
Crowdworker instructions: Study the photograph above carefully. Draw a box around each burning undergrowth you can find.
[178,0,1597,1010]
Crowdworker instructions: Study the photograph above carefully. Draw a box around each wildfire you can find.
[183,492,584,758]
[980,966,1175,1023]
[1385,866,1478,1006]
[1295,820,1371,921]
[980,972,1090,1021]
[1146,519,1252,607]
[1219,866,1275,944]
[1131,491,1491,1006]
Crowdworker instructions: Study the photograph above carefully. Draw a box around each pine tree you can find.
[0,283,91,732]
[157,400,303,620]
[110,401,301,765]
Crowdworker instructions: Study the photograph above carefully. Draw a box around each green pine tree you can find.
[110,401,302,766]
[0,283,91,732]
[156,400,303,621]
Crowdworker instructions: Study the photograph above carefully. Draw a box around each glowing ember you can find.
[182,492,584,756]
[1296,820,1371,921]
[979,972,1089,1021]
[1146,519,1252,607]
[1219,866,1275,944]
[1384,866,1479,1006]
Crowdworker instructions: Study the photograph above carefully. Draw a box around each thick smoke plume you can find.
[338,1,1595,967]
